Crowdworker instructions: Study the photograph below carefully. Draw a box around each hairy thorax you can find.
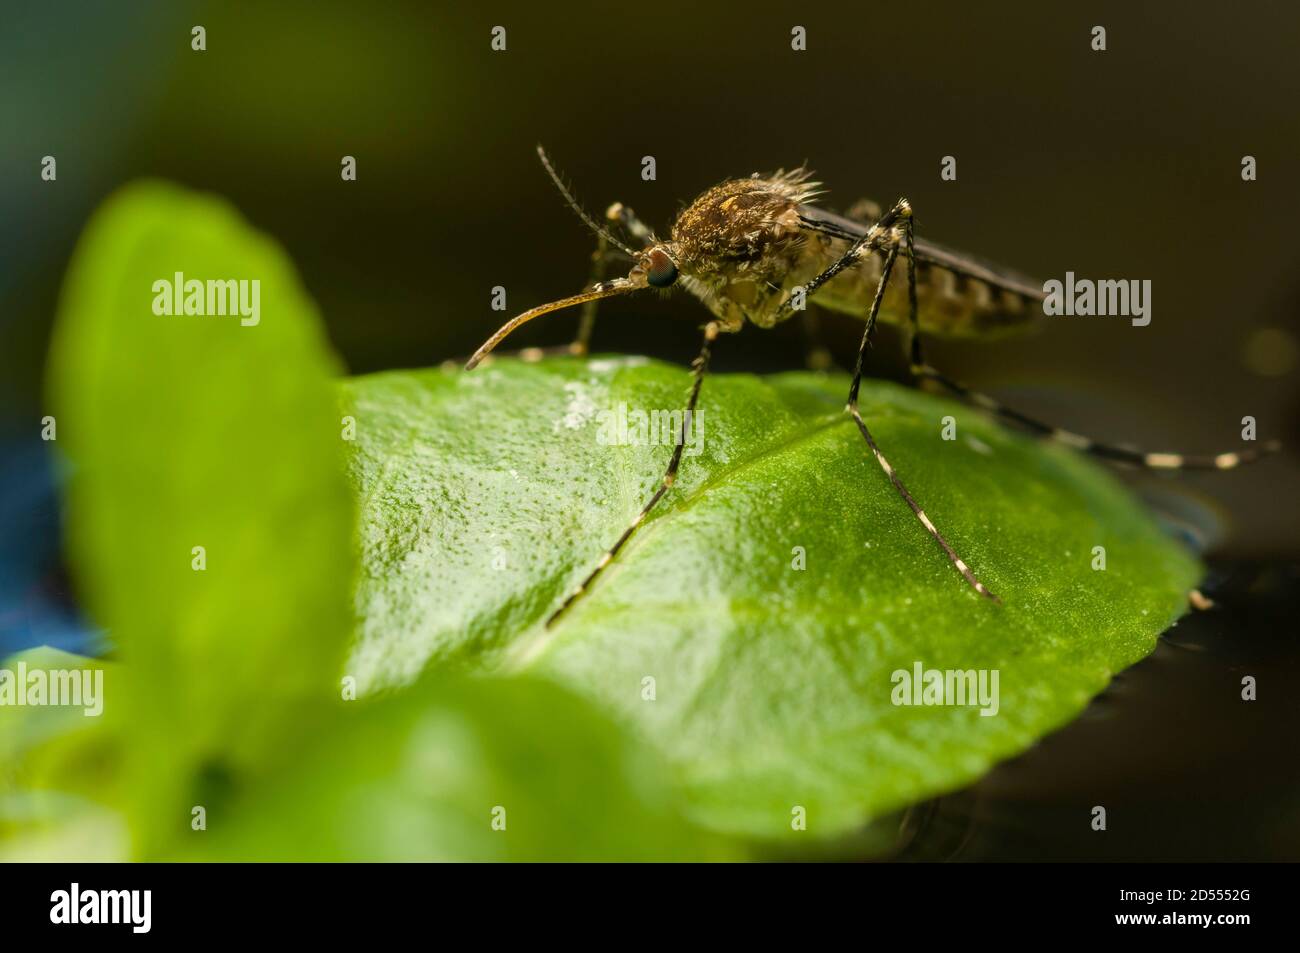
[670,173,824,330]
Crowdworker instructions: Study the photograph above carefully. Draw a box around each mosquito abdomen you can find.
[812,242,1041,338]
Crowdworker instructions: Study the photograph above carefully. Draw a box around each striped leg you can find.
[798,199,911,301]
[546,321,721,627]
[910,365,1279,470]
[833,203,1000,603]
[894,220,1277,471]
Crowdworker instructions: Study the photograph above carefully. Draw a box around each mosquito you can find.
[466,146,1277,626]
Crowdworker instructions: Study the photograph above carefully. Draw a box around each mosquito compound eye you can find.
[645,249,679,288]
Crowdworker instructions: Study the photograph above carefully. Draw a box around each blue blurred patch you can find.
[0,438,106,658]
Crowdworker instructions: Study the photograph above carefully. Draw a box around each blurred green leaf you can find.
[1,648,116,763]
[0,648,127,860]
[0,792,128,862]
[341,357,1201,839]
[45,182,355,854]
[191,674,732,861]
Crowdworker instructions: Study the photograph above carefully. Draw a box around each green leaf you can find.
[189,674,734,862]
[0,648,128,860]
[45,182,356,854]
[0,648,122,802]
[0,792,127,862]
[341,356,1201,840]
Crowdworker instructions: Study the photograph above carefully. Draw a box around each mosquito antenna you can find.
[465,278,642,370]
[536,145,637,256]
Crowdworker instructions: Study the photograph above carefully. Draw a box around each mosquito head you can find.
[630,245,680,289]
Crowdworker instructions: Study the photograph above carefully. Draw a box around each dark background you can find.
[1,1,1297,860]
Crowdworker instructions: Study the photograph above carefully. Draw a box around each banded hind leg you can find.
[895,222,1279,471]
[546,321,722,627]
[806,198,1000,602]
[910,366,1279,469]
